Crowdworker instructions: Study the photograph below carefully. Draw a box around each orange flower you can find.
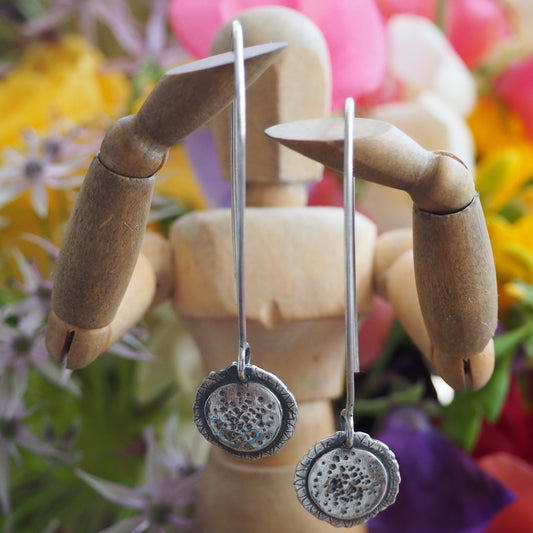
[468,95,527,158]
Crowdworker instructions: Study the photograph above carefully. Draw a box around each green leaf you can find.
[440,392,482,451]
[494,321,533,358]
[478,350,513,423]
[440,323,533,450]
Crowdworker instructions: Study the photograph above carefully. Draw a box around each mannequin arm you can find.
[374,230,494,391]
[266,118,498,389]
[45,43,286,369]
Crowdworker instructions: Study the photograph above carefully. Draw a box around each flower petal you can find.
[368,408,515,533]
[447,0,510,68]
[168,0,226,58]
[372,91,475,169]
[145,0,170,59]
[92,0,144,58]
[183,129,230,208]
[168,0,386,109]
[166,512,196,529]
[76,469,147,510]
[483,496,533,533]
[29,183,49,219]
[473,377,533,463]
[0,447,11,514]
[16,427,71,462]
[32,356,81,396]
[144,427,163,499]
[297,0,387,108]
[107,332,154,362]
[358,296,396,369]
[479,452,533,497]
[388,15,476,116]
[308,170,343,207]
[495,55,533,141]
[375,0,437,19]
[100,516,147,533]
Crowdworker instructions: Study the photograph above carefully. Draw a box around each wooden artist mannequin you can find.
[45,7,497,533]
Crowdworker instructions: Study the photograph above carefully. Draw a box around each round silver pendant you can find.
[193,363,298,459]
[294,431,400,527]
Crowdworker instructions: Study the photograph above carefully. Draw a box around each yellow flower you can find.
[0,190,71,280]
[0,34,129,280]
[476,137,533,311]
[487,213,533,285]
[155,145,206,212]
[0,34,129,148]
[475,143,533,212]
[468,95,527,158]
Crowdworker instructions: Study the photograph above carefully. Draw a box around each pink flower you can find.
[375,0,437,19]
[446,0,511,68]
[168,0,387,110]
[494,55,533,141]
[376,0,511,68]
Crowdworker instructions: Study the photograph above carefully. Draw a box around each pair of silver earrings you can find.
[192,20,401,526]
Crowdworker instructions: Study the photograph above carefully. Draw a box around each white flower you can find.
[387,15,476,117]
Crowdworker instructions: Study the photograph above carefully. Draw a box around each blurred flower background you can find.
[1,0,533,531]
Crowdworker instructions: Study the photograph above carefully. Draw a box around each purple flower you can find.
[0,374,71,514]
[19,0,125,45]
[0,126,99,218]
[183,129,229,208]
[368,408,514,533]
[107,330,155,363]
[19,0,100,42]
[78,416,200,532]
[0,302,79,395]
[91,0,187,74]
[20,0,187,76]
[8,235,57,320]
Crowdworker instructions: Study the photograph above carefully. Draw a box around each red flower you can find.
[479,453,533,532]
[495,55,533,141]
[474,377,533,464]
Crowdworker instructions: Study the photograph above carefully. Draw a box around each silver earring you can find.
[293,98,400,526]
[192,20,298,460]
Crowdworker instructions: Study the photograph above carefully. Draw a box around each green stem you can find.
[436,0,448,32]
[355,382,425,416]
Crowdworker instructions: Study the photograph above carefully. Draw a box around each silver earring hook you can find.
[231,20,250,382]
[341,97,357,448]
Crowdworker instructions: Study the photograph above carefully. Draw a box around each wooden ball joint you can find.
[44,7,497,533]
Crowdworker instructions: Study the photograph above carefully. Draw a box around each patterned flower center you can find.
[13,335,32,355]
[0,419,18,439]
[24,158,44,181]
[149,502,173,525]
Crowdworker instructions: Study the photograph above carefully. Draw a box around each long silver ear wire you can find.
[293,98,401,526]
[192,20,298,460]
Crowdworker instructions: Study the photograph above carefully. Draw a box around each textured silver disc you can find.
[204,380,282,452]
[193,363,298,459]
[294,431,400,527]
